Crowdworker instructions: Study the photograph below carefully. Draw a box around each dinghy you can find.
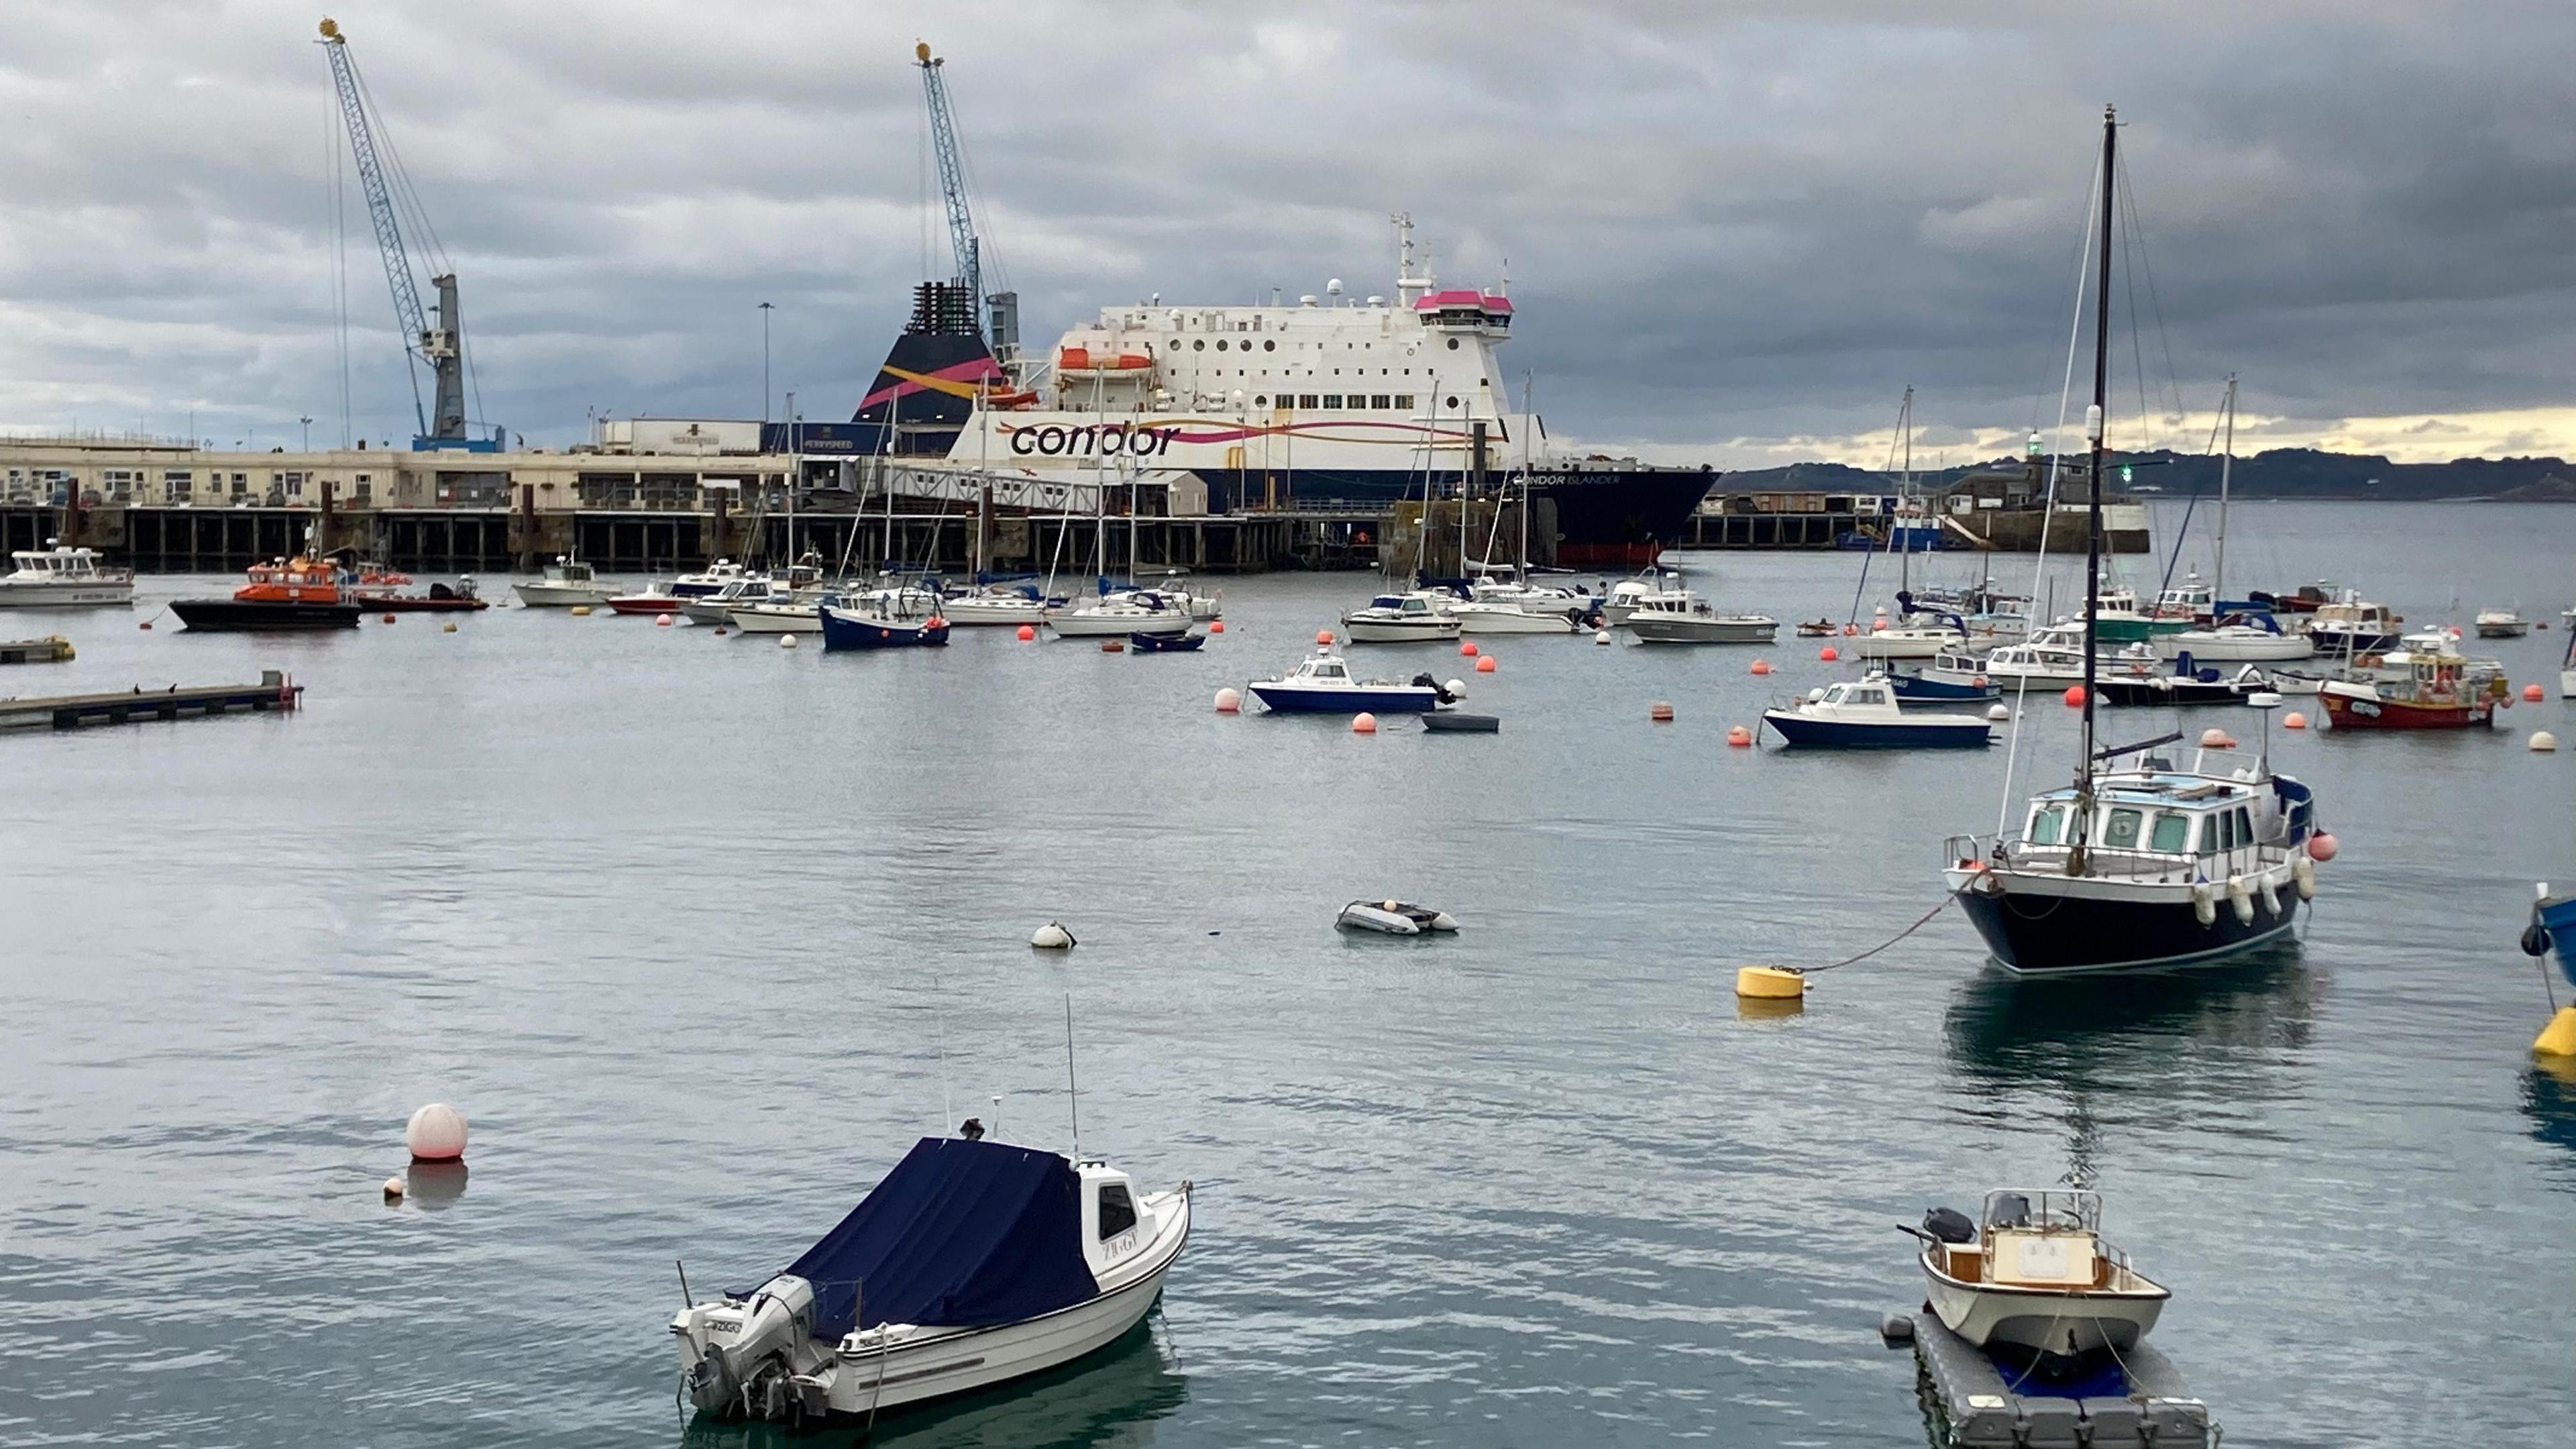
[1336,900,1460,934]
[672,1134,1190,1427]
[1127,630,1205,653]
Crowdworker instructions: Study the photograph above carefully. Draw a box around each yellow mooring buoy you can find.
[2537,1006,2576,1058]
[1734,965,1807,1000]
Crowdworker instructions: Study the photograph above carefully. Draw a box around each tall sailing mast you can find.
[2069,103,2117,876]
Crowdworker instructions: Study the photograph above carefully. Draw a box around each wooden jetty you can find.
[0,636,75,665]
[0,669,302,731]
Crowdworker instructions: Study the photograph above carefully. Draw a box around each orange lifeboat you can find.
[1057,345,1154,375]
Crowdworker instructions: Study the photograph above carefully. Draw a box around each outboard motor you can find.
[1922,1206,1976,1245]
[1413,672,1458,704]
[687,1273,814,1416]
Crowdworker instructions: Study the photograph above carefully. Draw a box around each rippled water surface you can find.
[3,501,2571,1448]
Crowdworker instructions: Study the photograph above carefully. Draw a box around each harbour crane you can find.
[914,42,1015,358]
[319,17,484,449]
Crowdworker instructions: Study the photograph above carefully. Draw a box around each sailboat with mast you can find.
[2147,378,2312,663]
[1941,107,2327,975]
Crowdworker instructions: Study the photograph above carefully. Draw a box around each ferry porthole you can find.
[1193,339,1205,351]
[1263,339,1276,351]
[1446,396,1460,409]
[1446,337,1460,350]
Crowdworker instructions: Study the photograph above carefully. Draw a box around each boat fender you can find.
[1030,922,1077,949]
[1879,1312,1916,1347]
[2261,873,2286,918]
[2226,876,2255,924]
[2524,915,2553,958]
[2192,881,2217,926]
[2292,855,2317,902]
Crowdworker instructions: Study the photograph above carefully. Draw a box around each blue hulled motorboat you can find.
[1762,678,1994,748]
[818,586,951,650]
[1246,648,1455,713]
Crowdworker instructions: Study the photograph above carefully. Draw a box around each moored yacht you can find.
[942,581,1067,627]
[672,1132,1190,1426]
[0,545,134,608]
[1761,676,1992,747]
[818,584,951,649]
[1942,105,2328,977]
[1049,588,1191,638]
[2300,594,2404,656]
[170,556,362,631]
[1621,588,1776,643]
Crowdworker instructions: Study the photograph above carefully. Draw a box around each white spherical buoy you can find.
[779,634,798,649]
[382,1176,406,1201]
[1445,678,1467,697]
[1030,922,1077,949]
[1987,703,2009,721]
[1214,687,1242,713]
[2532,730,2560,753]
[1594,629,1612,645]
[405,1102,468,1163]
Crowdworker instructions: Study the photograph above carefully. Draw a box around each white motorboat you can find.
[1336,900,1460,934]
[1927,623,2088,687]
[1911,1188,2169,1361]
[1599,570,1687,627]
[2475,608,2530,639]
[1341,590,1462,643]
[1623,590,1776,643]
[682,576,778,625]
[673,1133,1190,1426]
[943,583,1066,627]
[0,545,134,608]
[512,555,614,607]
[1049,589,1192,638]
[672,557,755,600]
[2300,594,2404,656]
[1849,607,1967,660]
[1246,648,1454,712]
[1762,676,1992,747]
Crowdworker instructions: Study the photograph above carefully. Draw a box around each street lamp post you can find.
[759,301,775,423]
[300,415,313,451]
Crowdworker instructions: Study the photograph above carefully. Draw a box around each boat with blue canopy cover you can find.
[782,1137,1099,1340]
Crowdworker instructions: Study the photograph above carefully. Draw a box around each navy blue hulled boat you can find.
[1888,671,2002,707]
[1763,678,1993,747]
[819,586,951,649]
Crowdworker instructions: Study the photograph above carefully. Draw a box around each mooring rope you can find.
[1802,896,1955,976]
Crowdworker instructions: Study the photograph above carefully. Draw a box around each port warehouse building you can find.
[0,424,2115,572]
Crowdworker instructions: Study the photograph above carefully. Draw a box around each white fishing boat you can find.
[1048,589,1191,638]
[0,545,134,608]
[672,557,755,600]
[673,1132,1190,1426]
[512,555,613,608]
[1623,589,1776,643]
[1341,590,1462,643]
[1910,1188,2169,1360]
[1599,570,1684,627]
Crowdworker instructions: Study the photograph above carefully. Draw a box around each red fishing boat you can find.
[2316,642,2507,729]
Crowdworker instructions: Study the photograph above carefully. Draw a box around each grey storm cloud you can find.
[3,0,2572,454]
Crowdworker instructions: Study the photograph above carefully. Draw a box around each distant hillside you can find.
[1720,449,2576,500]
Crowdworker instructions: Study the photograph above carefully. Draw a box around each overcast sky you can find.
[4,0,2573,465]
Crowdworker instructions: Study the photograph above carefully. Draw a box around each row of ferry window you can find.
[1180,337,1466,352]
[1248,394,1471,411]
[2027,802,2259,855]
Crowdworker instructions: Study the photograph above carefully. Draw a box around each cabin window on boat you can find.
[1324,395,1344,409]
[2104,807,2143,849]
[2028,805,2065,845]
[1395,395,1416,409]
[1097,1183,1138,1240]
[2149,812,2190,853]
[2233,806,2255,847]
[1299,394,1320,409]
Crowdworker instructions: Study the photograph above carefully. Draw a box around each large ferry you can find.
[849,223,1715,569]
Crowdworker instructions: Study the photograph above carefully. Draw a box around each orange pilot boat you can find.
[170,557,364,632]
[2316,639,2506,729]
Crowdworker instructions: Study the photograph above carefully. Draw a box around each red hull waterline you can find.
[606,598,683,616]
[2318,694,2495,729]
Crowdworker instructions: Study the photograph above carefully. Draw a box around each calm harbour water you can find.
[1,500,2570,1448]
